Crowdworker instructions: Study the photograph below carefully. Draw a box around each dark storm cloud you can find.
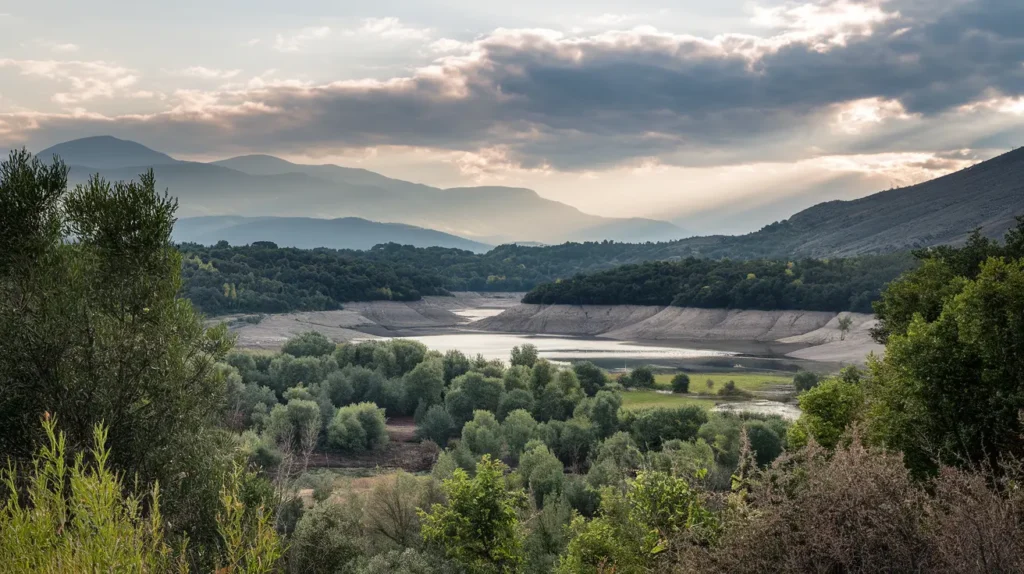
[9,0,1024,169]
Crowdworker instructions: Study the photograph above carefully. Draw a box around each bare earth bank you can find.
[216,293,882,364]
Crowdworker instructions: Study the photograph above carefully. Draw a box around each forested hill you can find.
[521,255,915,313]
[179,241,916,315]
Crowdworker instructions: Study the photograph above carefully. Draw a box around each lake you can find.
[396,332,735,369]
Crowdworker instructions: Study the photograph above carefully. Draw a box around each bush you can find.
[501,409,538,462]
[624,366,655,389]
[282,331,336,358]
[626,406,708,451]
[290,500,363,573]
[498,388,535,420]
[462,410,503,458]
[573,361,609,396]
[416,404,454,447]
[573,390,623,439]
[742,421,783,467]
[671,373,691,394]
[327,402,389,452]
[792,370,820,392]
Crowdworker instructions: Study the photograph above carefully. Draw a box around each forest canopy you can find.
[179,241,916,315]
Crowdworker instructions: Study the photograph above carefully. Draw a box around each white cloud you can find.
[273,26,331,53]
[49,43,80,53]
[173,66,242,80]
[243,38,261,47]
[357,17,431,41]
[0,58,139,105]
[751,0,897,51]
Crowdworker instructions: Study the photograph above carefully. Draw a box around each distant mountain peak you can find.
[37,136,179,170]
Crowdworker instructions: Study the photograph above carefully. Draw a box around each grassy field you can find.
[620,390,718,410]
[619,371,797,411]
[653,372,794,393]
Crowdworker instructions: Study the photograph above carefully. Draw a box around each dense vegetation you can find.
[4,153,1024,573]
[179,241,915,315]
[522,255,914,312]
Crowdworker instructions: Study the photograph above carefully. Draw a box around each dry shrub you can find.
[680,437,1024,574]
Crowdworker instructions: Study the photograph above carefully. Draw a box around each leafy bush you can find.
[416,404,455,447]
[282,331,337,357]
[328,402,389,452]
[671,373,691,394]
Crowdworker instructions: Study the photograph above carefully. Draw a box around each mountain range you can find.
[36,136,685,246]
[32,136,1024,258]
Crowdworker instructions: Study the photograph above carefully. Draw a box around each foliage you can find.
[462,410,504,459]
[868,250,1024,475]
[519,443,566,508]
[327,402,389,452]
[625,406,708,451]
[792,370,821,392]
[417,405,455,448]
[788,371,866,450]
[510,344,539,368]
[573,390,622,440]
[420,456,528,573]
[0,153,237,554]
[621,366,655,389]
[572,362,609,396]
[497,388,535,421]
[524,255,915,313]
[670,373,691,394]
[281,331,336,358]
[501,409,538,462]
[289,499,364,573]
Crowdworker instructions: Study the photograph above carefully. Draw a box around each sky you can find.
[1,0,1023,232]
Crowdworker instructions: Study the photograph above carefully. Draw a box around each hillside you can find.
[174,215,491,252]
[42,137,686,245]
[663,147,1024,259]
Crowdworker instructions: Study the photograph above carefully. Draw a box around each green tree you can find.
[402,358,445,412]
[282,331,336,357]
[327,402,389,452]
[462,410,504,459]
[442,349,471,383]
[416,404,455,447]
[837,314,854,341]
[572,361,609,396]
[743,420,784,467]
[573,390,622,439]
[511,343,539,368]
[498,388,535,420]
[793,370,821,392]
[501,409,538,462]
[788,374,866,450]
[624,366,655,389]
[420,456,528,573]
[0,152,234,549]
[519,443,565,507]
[670,373,690,394]
[869,256,1024,475]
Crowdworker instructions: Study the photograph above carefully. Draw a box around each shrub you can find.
[501,409,538,462]
[624,366,655,389]
[573,361,609,396]
[462,410,504,459]
[792,370,821,392]
[290,500,364,573]
[328,402,388,452]
[671,373,691,394]
[416,404,455,447]
[282,331,336,358]
[498,388,535,420]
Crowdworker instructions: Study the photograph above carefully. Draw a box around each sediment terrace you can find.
[474,304,883,363]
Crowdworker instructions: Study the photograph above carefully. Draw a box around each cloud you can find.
[243,38,261,47]
[172,66,242,80]
[357,17,431,41]
[3,0,1024,174]
[273,26,331,53]
[49,43,80,53]
[0,58,138,105]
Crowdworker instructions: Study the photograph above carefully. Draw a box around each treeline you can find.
[180,240,916,315]
[522,254,915,312]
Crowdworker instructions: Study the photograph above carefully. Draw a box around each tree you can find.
[511,343,539,368]
[420,456,528,572]
[327,402,389,452]
[442,349,471,383]
[417,405,455,447]
[519,443,565,507]
[402,358,445,412]
[0,153,234,548]
[290,500,364,573]
[451,371,505,415]
[573,361,608,396]
[497,388,535,420]
[792,371,821,392]
[624,366,655,389]
[282,331,336,357]
[837,314,854,341]
[626,406,707,451]
[868,256,1024,475]
[501,409,538,462]
[743,421,784,467]
[670,373,690,394]
[788,374,865,450]
[573,390,622,439]
[462,410,504,459]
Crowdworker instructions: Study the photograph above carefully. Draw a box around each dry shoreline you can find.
[215,292,883,364]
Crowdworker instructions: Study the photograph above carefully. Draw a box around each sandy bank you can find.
[222,292,523,349]
[473,304,882,364]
